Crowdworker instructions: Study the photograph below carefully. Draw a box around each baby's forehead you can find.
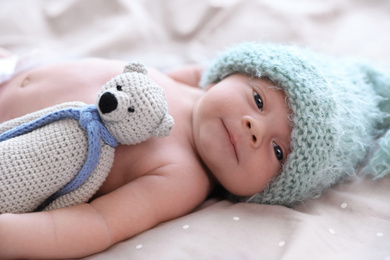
[223,72,279,86]
[248,75,283,90]
[226,74,287,98]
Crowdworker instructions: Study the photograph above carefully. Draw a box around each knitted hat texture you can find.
[200,42,390,207]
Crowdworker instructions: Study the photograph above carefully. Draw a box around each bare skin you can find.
[0,57,292,259]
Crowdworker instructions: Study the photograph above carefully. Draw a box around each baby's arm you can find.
[0,102,85,134]
[0,165,208,259]
[166,64,203,87]
[0,203,110,258]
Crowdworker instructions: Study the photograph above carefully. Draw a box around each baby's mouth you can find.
[222,120,238,162]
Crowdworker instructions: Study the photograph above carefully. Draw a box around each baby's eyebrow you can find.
[281,122,293,159]
[248,77,280,93]
[267,84,283,91]
[281,138,292,160]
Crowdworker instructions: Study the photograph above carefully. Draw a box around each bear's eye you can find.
[128,106,135,113]
[116,85,123,91]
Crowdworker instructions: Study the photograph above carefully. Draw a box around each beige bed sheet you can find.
[0,0,389,259]
[85,176,390,260]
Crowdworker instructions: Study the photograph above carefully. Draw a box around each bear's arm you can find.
[0,101,86,134]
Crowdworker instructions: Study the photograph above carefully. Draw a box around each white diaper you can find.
[0,50,57,84]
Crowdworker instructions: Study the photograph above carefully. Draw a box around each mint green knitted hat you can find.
[200,42,390,207]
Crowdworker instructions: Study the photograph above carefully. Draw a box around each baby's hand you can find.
[0,48,11,58]
[166,64,204,87]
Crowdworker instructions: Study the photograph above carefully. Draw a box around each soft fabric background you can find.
[0,0,389,259]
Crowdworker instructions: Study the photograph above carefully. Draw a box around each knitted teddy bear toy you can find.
[0,61,174,213]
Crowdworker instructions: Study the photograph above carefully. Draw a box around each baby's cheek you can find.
[256,165,281,193]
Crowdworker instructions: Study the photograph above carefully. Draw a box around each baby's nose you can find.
[242,116,264,148]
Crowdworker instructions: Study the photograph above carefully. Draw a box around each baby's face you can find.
[192,74,292,196]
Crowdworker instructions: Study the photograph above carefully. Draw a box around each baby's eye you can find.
[273,143,283,162]
[253,91,263,110]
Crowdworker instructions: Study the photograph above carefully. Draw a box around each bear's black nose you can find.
[98,92,118,114]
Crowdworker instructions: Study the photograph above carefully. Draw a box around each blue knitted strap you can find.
[0,108,79,142]
[36,106,118,211]
[0,105,118,211]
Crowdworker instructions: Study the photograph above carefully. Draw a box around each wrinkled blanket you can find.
[0,0,389,259]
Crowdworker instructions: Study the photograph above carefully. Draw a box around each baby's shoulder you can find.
[146,155,212,205]
[141,140,210,187]
[152,143,207,177]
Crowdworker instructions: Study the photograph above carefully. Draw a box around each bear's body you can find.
[0,62,174,213]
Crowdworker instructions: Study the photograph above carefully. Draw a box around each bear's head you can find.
[96,62,174,145]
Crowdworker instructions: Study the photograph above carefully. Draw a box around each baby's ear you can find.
[123,61,148,75]
[152,114,174,138]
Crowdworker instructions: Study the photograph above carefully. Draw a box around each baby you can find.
[1,42,389,259]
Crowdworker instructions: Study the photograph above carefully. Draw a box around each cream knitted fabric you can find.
[97,62,174,144]
[0,62,174,213]
[0,116,110,213]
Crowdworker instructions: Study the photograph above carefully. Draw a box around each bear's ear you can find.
[123,61,148,75]
[152,114,174,138]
